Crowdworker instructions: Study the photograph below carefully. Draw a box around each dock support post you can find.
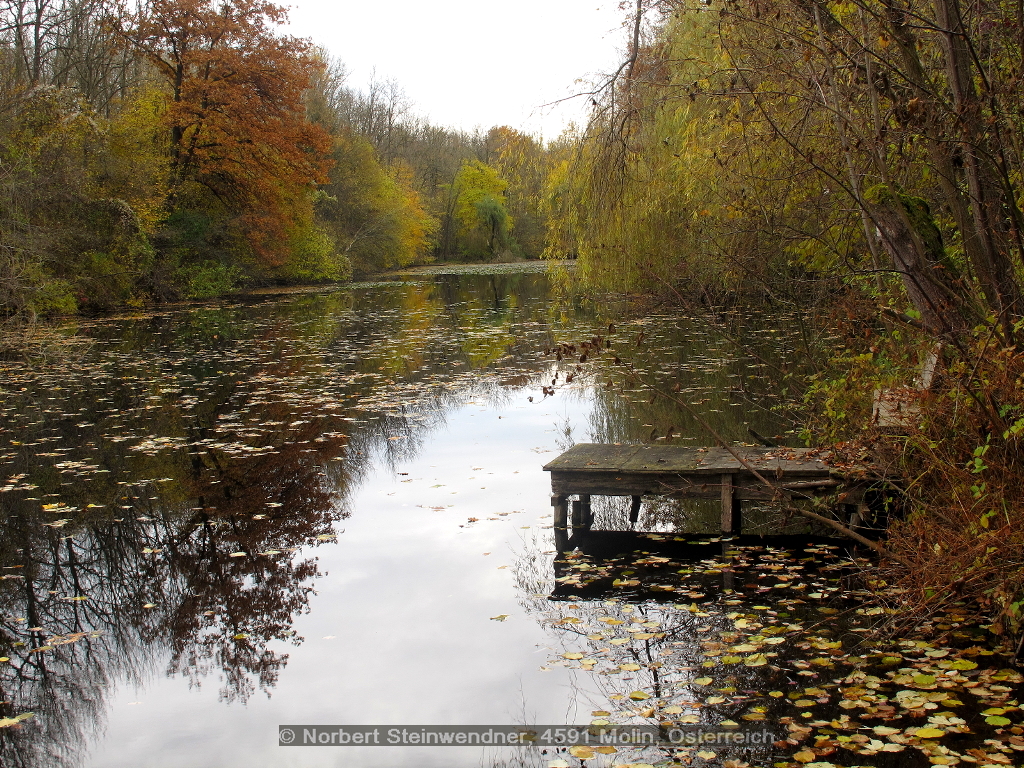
[720,474,741,534]
[552,494,569,551]
[628,496,642,527]
[571,496,592,532]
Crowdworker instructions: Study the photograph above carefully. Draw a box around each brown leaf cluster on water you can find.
[535,539,1024,768]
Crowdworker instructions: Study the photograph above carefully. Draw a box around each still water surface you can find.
[5,266,1011,768]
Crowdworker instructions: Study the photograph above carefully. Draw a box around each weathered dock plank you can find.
[547,443,833,476]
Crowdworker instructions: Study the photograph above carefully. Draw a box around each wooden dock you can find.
[543,443,873,545]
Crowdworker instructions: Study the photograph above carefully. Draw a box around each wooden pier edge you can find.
[544,443,883,538]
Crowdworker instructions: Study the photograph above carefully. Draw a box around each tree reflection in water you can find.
[512,527,858,767]
[0,271,812,766]
[0,397,355,766]
[0,271,619,766]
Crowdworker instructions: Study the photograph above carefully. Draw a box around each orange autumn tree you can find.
[119,0,333,281]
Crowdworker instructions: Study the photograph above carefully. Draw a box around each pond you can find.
[0,264,1020,768]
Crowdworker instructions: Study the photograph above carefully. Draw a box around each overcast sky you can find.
[285,0,628,139]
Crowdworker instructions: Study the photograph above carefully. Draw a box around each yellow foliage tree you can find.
[450,159,512,261]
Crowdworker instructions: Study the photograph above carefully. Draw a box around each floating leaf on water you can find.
[696,750,716,760]
[490,615,509,622]
[792,749,816,763]
[914,727,945,738]
[562,652,584,660]
[984,715,1011,726]
[594,745,617,754]
[694,677,714,686]
[568,745,594,759]
[946,659,978,670]
[628,690,650,700]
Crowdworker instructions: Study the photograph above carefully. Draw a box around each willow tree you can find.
[485,126,552,257]
[566,0,1024,642]
[543,7,817,298]
[448,159,512,260]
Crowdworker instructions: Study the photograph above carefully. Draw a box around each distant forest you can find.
[0,0,565,315]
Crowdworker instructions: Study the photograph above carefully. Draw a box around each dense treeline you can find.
[556,0,1024,643]
[305,64,564,270]
[0,0,558,316]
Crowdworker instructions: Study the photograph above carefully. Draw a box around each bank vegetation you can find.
[555,0,1024,650]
